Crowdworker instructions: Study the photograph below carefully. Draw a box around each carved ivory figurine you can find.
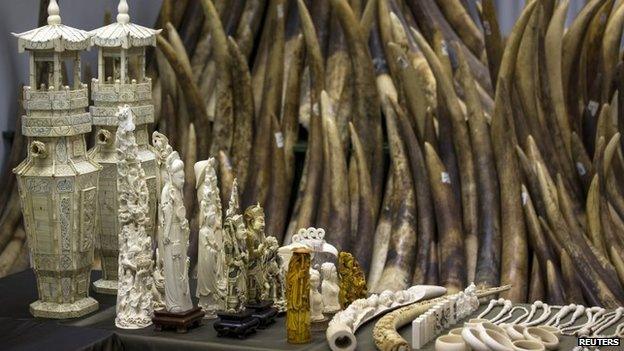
[321,262,341,314]
[152,131,173,295]
[114,106,155,329]
[286,248,312,344]
[310,268,325,322]
[160,151,193,313]
[244,204,268,303]
[264,236,286,311]
[195,158,227,318]
[338,252,367,309]
[223,214,249,313]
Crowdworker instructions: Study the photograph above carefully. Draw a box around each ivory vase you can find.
[15,85,101,318]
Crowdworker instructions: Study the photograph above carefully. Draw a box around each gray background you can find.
[0,0,588,167]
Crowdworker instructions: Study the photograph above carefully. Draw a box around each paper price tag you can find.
[441,40,449,56]
[277,4,284,19]
[275,132,284,148]
[397,56,409,69]
[483,21,492,36]
[587,101,599,116]
[522,191,529,206]
[441,172,451,184]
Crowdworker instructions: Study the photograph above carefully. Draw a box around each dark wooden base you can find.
[214,309,260,339]
[152,306,205,333]
[245,300,278,329]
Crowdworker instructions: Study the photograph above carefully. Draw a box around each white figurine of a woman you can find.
[195,158,227,318]
[310,268,325,322]
[160,151,193,313]
[321,262,341,314]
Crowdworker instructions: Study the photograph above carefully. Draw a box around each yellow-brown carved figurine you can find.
[286,248,311,344]
[338,252,368,309]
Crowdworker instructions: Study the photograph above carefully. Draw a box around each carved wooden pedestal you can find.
[246,300,278,329]
[152,307,205,333]
[214,310,260,339]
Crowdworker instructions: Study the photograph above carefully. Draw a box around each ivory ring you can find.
[435,335,467,351]
[461,327,489,351]
[537,325,561,339]
[524,327,559,350]
[513,340,546,351]
[503,324,527,341]
[479,329,515,351]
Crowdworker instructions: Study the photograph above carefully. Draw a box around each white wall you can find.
[0,0,161,167]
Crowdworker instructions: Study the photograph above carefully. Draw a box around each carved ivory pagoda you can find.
[12,0,101,318]
[88,0,161,294]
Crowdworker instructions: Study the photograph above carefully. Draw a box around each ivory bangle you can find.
[461,327,489,351]
[524,327,558,350]
[434,335,466,351]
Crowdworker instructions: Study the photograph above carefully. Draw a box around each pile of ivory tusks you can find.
[2,0,624,307]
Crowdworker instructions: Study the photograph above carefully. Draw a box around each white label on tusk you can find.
[576,162,587,176]
[277,4,284,19]
[398,56,409,69]
[483,21,492,36]
[275,132,284,148]
[522,191,529,206]
[587,101,599,116]
[441,41,449,56]
[441,172,451,184]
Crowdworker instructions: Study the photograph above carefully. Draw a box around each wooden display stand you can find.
[152,307,205,333]
[214,310,260,338]
[246,300,278,329]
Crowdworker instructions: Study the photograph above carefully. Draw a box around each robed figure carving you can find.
[195,158,227,318]
[264,236,286,310]
[160,151,193,313]
[223,215,248,312]
[244,204,268,303]
[286,248,311,344]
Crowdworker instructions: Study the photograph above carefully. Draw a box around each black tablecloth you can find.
[0,269,619,350]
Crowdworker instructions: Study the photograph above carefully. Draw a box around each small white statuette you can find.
[195,158,227,318]
[310,269,325,322]
[321,262,341,314]
[160,151,193,313]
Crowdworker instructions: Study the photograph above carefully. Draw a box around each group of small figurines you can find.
[115,109,289,333]
[114,106,369,338]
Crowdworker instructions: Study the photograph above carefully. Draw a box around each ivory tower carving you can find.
[12,0,101,318]
[88,0,161,294]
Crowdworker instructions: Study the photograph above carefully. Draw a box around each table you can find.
[0,269,619,350]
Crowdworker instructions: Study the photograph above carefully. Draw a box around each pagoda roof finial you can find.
[117,0,130,24]
[47,0,61,25]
